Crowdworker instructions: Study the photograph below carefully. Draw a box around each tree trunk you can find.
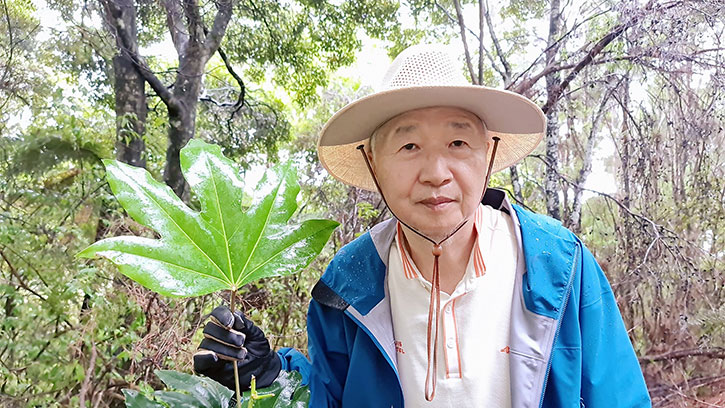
[570,83,614,232]
[618,76,635,270]
[543,0,562,220]
[103,0,147,168]
[113,54,147,168]
[163,46,207,201]
[509,165,524,204]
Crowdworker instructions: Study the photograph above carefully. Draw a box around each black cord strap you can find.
[356,136,501,401]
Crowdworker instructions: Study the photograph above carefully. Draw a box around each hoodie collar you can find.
[318,190,577,318]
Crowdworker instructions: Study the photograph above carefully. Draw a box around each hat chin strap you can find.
[356,137,501,402]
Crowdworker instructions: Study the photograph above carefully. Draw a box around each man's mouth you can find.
[419,197,455,209]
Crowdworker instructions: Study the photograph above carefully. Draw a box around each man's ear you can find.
[366,146,375,171]
[484,131,493,154]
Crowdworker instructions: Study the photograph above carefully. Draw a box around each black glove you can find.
[193,306,281,391]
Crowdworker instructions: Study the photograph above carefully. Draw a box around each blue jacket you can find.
[278,195,651,407]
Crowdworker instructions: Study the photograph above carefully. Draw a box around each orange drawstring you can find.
[425,244,442,400]
[356,136,500,401]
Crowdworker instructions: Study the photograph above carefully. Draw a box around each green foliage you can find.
[123,370,232,408]
[500,0,546,20]
[0,0,51,136]
[7,134,106,177]
[78,139,338,296]
[221,0,398,106]
[356,202,380,221]
[123,370,309,408]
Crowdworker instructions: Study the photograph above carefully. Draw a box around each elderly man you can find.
[194,45,651,407]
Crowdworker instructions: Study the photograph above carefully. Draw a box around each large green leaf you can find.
[122,390,165,408]
[156,370,234,408]
[123,370,308,408]
[77,139,338,296]
[238,370,309,408]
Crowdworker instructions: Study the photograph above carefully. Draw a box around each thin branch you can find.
[0,244,49,287]
[508,7,612,93]
[483,0,511,82]
[640,346,725,364]
[434,0,503,79]
[162,0,189,54]
[181,0,204,44]
[99,0,180,111]
[433,0,480,42]
[452,0,478,84]
[529,154,676,242]
[0,250,46,301]
[202,24,245,114]
[478,0,484,84]
[0,0,15,87]
[57,183,107,229]
[204,0,233,57]
[78,343,98,408]
[541,0,684,113]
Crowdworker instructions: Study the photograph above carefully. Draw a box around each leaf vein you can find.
[238,224,328,284]
[205,155,233,283]
[118,251,231,287]
[235,176,285,287]
[140,179,227,281]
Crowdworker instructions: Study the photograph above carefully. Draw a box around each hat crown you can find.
[380,44,470,90]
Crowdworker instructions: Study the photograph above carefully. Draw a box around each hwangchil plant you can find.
[78,139,337,407]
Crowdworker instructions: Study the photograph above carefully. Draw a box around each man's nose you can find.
[418,154,452,186]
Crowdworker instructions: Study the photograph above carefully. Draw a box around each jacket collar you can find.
[317,190,578,318]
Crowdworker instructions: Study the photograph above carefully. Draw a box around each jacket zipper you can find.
[538,243,579,408]
[343,309,404,394]
[508,348,546,362]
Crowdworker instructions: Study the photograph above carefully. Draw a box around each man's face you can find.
[370,106,490,241]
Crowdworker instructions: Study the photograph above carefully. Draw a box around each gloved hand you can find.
[193,306,281,391]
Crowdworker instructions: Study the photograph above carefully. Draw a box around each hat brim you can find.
[317,85,546,191]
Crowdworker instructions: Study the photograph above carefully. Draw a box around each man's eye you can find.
[451,140,466,147]
[402,143,416,150]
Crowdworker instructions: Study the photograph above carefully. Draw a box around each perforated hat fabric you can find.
[382,45,469,88]
[317,44,546,191]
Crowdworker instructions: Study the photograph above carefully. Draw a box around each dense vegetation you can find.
[1,0,723,406]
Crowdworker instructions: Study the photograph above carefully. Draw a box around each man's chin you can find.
[404,220,465,242]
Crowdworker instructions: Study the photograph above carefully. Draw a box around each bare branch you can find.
[569,79,620,229]
[483,0,511,83]
[162,0,189,53]
[452,0,477,84]
[78,343,98,408]
[478,0,484,84]
[181,0,204,43]
[0,250,46,302]
[529,153,679,244]
[508,7,611,93]
[541,0,685,113]
[217,46,245,117]
[640,347,725,364]
[98,0,180,111]
[434,0,503,78]
[433,1,479,42]
[204,0,234,58]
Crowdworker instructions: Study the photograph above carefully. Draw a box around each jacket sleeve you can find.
[277,347,311,385]
[274,299,351,407]
[305,298,354,407]
[578,244,651,407]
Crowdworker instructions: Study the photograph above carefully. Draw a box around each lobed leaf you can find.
[122,370,308,408]
[78,139,338,297]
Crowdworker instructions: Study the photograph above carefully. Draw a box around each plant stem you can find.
[229,290,242,408]
[249,375,275,408]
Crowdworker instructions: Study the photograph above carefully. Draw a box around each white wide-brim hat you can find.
[317,44,546,191]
